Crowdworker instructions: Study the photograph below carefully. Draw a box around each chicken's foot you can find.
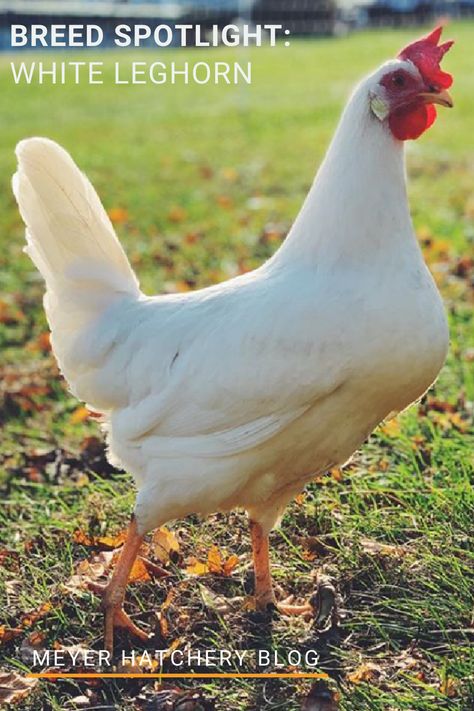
[88,515,150,654]
[249,519,317,619]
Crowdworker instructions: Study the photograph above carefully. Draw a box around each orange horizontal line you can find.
[28,672,329,680]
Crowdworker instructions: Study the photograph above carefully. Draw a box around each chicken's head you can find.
[369,26,454,141]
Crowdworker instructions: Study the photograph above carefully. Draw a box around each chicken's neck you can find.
[273,84,418,268]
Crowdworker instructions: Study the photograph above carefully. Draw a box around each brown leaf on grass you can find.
[0,626,23,645]
[347,662,381,684]
[26,630,46,647]
[222,554,239,576]
[72,529,94,546]
[186,546,239,577]
[186,560,209,576]
[1,365,52,414]
[96,531,128,549]
[360,537,406,558]
[0,603,51,647]
[128,557,151,583]
[207,546,223,574]
[63,551,115,595]
[207,546,238,575]
[329,467,343,481]
[299,536,333,560]
[184,231,200,245]
[426,397,457,413]
[27,331,51,353]
[347,649,431,688]
[151,527,180,565]
[168,206,187,223]
[199,164,213,180]
[20,602,52,629]
[216,195,233,209]
[108,207,129,224]
[70,406,90,424]
[429,410,471,433]
[379,419,401,437]
[447,412,471,433]
[439,677,458,698]
[0,300,25,325]
[452,256,474,279]
[0,671,38,705]
[73,528,128,550]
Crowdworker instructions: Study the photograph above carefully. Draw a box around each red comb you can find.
[398,26,454,89]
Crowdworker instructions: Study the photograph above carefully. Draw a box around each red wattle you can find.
[389,103,437,141]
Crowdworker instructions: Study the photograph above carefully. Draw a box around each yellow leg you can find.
[249,519,314,618]
[89,516,149,654]
[250,519,276,610]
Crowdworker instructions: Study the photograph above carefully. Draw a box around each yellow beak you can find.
[418,88,454,108]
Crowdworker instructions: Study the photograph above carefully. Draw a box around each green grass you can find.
[0,24,473,711]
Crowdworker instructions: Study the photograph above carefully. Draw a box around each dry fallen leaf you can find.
[347,662,381,684]
[360,537,406,558]
[439,676,458,698]
[73,528,127,550]
[128,557,151,583]
[186,559,209,576]
[72,529,94,546]
[186,546,239,577]
[70,406,90,424]
[108,207,129,224]
[62,551,114,595]
[379,419,401,437]
[27,331,51,353]
[151,526,180,564]
[20,602,52,630]
[0,300,25,325]
[168,206,187,223]
[199,164,213,180]
[96,531,127,550]
[207,546,223,574]
[0,625,23,645]
[0,671,38,705]
[216,195,233,209]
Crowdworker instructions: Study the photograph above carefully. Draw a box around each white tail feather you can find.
[13,137,141,409]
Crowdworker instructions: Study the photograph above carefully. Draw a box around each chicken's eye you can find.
[392,74,406,87]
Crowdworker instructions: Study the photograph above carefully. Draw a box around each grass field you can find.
[0,24,473,711]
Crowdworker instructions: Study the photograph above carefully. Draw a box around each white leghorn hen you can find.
[13,27,453,654]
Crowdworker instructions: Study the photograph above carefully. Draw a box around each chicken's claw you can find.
[88,580,150,651]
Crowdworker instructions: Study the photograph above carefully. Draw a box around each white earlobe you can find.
[369,92,390,121]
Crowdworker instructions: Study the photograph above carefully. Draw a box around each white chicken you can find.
[13,27,453,654]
